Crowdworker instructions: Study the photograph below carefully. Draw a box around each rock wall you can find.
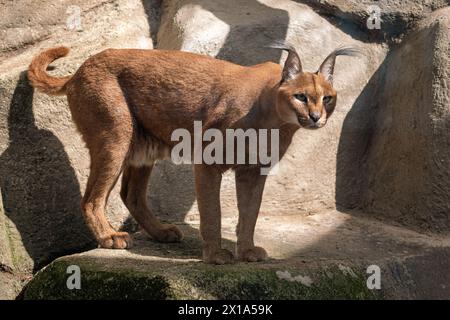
[336,8,450,231]
[0,0,449,298]
[154,0,386,220]
[299,0,449,39]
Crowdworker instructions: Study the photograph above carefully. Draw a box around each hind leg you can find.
[73,93,134,248]
[68,76,135,248]
[120,164,183,242]
[81,140,132,249]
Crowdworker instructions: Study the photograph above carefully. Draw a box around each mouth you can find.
[297,115,324,129]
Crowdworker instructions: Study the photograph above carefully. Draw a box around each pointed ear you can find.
[269,43,302,83]
[318,47,361,85]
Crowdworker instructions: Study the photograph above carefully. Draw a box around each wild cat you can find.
[28,44,358,264]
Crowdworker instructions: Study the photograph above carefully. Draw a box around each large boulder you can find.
[157,0,449,232]
[20,212,450,299]
[155,0,386,218]
[336,7,450,232]
[298,0,449,39]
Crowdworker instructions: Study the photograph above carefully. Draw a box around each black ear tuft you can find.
[268,42,302,83]
[317,46,362,85]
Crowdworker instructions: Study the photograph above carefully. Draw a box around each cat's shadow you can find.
[0,72,95,271]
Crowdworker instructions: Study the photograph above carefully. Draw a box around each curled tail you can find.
[28,47,72,95]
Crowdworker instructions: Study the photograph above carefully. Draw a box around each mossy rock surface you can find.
[22,220,450,300]
[23,254,379,300]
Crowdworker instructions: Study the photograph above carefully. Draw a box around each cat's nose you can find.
[309,111,321,123]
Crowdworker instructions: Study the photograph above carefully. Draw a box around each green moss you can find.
[24,260,174,300]
[170,264,379,300]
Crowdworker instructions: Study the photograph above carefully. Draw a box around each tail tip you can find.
[52,46,70,58]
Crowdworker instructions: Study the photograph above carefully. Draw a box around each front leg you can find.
[194,164,234,264]
[235,167,268,262]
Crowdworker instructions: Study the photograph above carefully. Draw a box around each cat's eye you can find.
[294,93,308,103]
[323,96,332,103]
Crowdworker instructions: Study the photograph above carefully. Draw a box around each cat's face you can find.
[272,44,358,129]
[276,72,337,129]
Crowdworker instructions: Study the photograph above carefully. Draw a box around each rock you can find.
[0,190,25,299]
[0,0,158,276]
[0,190,13,272]
[23,256,376,300]
[336,7,450,232]
[299,0,449,40]
[0,271,23,300]
[21,212,450,299]
[157,0,386,218]
[157,0,450,231]
[1,0,450,299]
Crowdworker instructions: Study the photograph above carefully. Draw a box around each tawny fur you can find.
[28,47,72,95]
[27,45,356,264]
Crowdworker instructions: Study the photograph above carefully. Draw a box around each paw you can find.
[238,246,268,262]
[203,248,235,265]
[152,224,183,243]
[99,232,133,249]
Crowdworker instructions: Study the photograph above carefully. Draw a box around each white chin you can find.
[302,121,326,129]
[315,121,326,128]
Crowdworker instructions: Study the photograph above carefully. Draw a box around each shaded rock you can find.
[0,190,25,299]
[0,190,13,272]
[23,256,377,299]
[336,7,450,232]
[298,0,449,40]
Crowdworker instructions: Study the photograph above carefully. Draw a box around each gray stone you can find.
[0,190,23,299]
[0,271,22,300]
[336,7,450,232]
[0,190,13,271]
[298,0,449,39]
[156,0,387,219]
[21,212,450,299]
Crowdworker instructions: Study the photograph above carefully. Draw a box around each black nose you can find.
[309,111,321,123]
